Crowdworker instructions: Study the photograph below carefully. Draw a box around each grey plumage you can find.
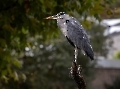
[46,12,94,60]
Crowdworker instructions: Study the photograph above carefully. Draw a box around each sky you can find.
[101,19,120,35]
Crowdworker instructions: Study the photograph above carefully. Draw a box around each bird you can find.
[45,12,94,61]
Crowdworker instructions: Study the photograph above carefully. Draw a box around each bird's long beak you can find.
[45,15,57,19]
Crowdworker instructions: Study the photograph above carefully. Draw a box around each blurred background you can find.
[0,0,120,89]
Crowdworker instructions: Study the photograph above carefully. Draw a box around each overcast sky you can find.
[101,19,120,35]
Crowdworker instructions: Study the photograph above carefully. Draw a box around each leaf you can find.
[18,0,23,5]
[13,71,19,81]
[21,73,27,82]
[22,27,28,34]
[2,76,9,83]
[12,59,21,68]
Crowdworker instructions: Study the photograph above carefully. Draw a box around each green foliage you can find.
[89,24,108,57]
[0,36,95,89]
[105,76,120,89]
[114,51,120,59]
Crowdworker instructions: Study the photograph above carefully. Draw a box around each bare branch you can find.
[70,61,86,89]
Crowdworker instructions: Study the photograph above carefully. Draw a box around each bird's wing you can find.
[66,18,94,60]
[66,36,75,47]
[66,18,89,48]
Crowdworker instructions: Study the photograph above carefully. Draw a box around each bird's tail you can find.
[83,42,94,60]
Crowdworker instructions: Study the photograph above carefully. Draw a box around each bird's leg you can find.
[74,47,78,63]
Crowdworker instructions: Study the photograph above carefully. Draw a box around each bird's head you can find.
[45,12,69,20]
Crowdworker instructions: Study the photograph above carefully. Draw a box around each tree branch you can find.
[70,61,86,89]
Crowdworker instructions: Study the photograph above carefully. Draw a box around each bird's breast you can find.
[57,22,68,36]
[60,27,68,36]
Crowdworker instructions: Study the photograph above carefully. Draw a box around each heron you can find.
[45,12,94,62]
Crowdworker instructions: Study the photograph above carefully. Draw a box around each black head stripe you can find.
[58,12,66,16]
